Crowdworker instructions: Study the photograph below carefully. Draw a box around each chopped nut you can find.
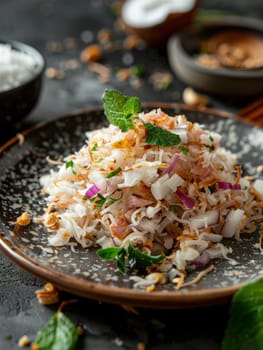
[146,284,155,292]
[45,67,65,80]
[80,44,102,63]
[16,212,31,227]
[97,28,113,43]
[77,325,85,336]
[116,68,132,81]
[31,343,39,350]
[149,71,173,90]
[64,37,77,49]
[182,87,209,108]
[137,342,146,350]
[45,213,60,230]
[18,335,30,347]
[123,34,141,50]
[35,282,60,305]
[46,41,63,53]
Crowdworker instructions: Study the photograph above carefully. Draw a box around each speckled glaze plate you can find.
[0,104,263,309]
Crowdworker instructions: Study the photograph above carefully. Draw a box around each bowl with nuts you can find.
[167,16,263,96]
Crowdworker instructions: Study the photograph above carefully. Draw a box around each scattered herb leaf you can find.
[106,167,122,178]
[222,278,263,350]
[208,184,216,193]
[127,243,165,268]
[34,311,79,350]
[179,145,189,155]
[132,64,145,78]
[91,143,98,151]
[65,160,77,175]
[97,243,165,273]
[102,89,141,132]
[169,204,181,212]
[144,123,181,147]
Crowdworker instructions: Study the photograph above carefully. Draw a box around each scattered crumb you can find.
[16,133,25,147]
[257,165,263,173]
[16,212,31,227]
[18,335,30,348]
[76,325,85,336]
[45,67,65,79]
[46,41,63,53]
[123,34,141,50]
[182,87,209,108]
[114,337,123,347]
[149,71,173,90]
[80,44,102,63]
[146,285,155,292]
[97,28,113,44]
[35,283,60,305]
[137,342,146,350]
[63,37,78,49]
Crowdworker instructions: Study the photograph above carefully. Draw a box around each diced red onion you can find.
[85,184,100,198]
[221,209,244,238]
[231,184,241,190]
[189,210,219,230]
[164,155,180,174]
[218,181,231,189]
[176,189,195,209]
[218,182,241,190]
[191,253,210,267]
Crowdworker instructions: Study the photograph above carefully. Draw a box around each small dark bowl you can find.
[167,16,263,97]
[0,40,45,125]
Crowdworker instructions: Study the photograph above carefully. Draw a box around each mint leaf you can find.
[144,123,181,147]
[102,89,140,132]
[127,243,165,268]
[97,244,164,273]
[97,246,126,260]
[222,278,263,350]
[34,311,78,350]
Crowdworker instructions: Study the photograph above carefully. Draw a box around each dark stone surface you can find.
[0,0,262,349]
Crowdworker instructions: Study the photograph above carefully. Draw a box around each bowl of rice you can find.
[0,40,45,125]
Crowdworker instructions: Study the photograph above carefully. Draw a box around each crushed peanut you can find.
[35,282,60,305]
[18,335,30,348]
[137,342,146,350]
[45,213,60,230]
[16,212,31,227]
[80,44,102,63]
[182,87,209,108]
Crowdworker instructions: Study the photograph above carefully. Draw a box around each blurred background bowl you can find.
[0,40,45,125]
[167,16,263,97]
[121,0,200,48]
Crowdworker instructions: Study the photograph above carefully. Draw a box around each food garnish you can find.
[39,89,263,289]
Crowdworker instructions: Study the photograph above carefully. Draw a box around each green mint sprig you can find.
[97,243,165,273]
[144,123,181,147]
[102,89,182,147]
[102,89,141,132]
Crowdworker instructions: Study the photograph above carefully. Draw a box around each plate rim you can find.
[0,103,260,308]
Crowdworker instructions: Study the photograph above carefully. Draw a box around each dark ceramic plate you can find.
[167,16,263,97]
[0,104,263,309]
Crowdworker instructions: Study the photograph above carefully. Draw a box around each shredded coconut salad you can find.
[38,90,263,289]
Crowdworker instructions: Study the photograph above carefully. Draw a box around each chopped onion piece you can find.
[253,179,263,196]
[85,184,100,198]
[189,210,219,230]
[218,182,241,190]
[164,154,180,174]
[176,190,195,208]
[221,209,244,237]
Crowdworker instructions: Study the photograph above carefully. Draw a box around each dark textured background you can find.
[0,0,262,349]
